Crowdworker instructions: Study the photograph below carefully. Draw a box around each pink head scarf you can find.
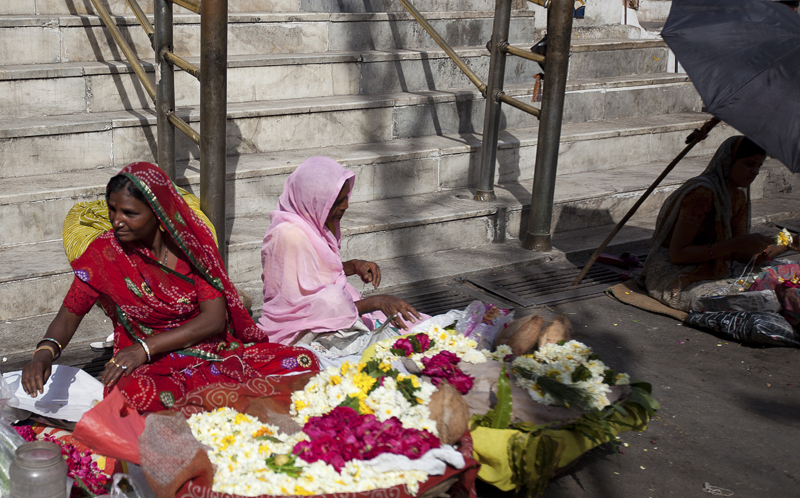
[256,157,364,344]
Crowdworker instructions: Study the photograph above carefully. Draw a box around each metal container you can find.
[9,441,67,498]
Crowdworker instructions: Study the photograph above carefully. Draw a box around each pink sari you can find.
[257,157,379,345]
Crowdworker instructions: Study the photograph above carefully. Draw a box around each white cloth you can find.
[361,445,465,475]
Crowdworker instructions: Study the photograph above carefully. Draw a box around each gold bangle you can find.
[140,340,151,363]
[33,345,56,360]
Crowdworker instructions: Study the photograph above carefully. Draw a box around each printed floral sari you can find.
[65,162,319,412]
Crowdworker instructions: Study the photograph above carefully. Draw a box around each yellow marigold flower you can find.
[379,362,392,372]
[258,444,270,456]
[330,375,342,385]
[219,435,236,450]
[253,426,273,437]
[353,372,376,391]
[234,413,249,425]
[294,485,313,496]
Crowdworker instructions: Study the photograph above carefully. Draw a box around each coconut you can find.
[427,382,470,445]
[537,315,574,350]
[495,313,541,349]
[497,314,544,356]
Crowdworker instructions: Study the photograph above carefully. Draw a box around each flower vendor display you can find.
[370,324,487,367]
[468,339,659,497]
[180,359,476,497]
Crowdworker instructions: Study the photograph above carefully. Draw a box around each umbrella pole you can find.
[571,117,720,286]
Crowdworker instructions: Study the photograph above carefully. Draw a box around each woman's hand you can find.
[102,343,148,387]
[22,351,53,398]
[344,259,381,288]
[734,233,774,256]
[357,295,422,331]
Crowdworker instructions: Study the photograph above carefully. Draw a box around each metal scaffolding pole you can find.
[154,0,176,180]
[200,0,229,265]
[475,0,513,202]
[522,0,573,251]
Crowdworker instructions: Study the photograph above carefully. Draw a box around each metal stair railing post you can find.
[522,0,574,251]
[200,0,229,266]
[474,0,513,202]
[154,0,176,180]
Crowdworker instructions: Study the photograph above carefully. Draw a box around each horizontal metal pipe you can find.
[124,0,154,37]
[497,93,541,117]
[173,0,201,14]
[527,0,552,7]
[89,0,156,101]
[502,43,546,63]
[397,0,486,95]
[166,111,200,144]
[164,52,201,79]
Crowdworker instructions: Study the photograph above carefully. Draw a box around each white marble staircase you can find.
[1,0,799,357]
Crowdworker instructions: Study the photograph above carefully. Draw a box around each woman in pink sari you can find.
[257,156,422,357]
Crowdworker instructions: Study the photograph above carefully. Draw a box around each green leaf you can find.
[571,364,592,383]
[254,435,282,443]
[338,395,361,412]
[492,363,513,429]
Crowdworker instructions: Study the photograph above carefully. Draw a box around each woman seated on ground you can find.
[22,162,318,412]
[644,136,799,312]
[257,156,423,360]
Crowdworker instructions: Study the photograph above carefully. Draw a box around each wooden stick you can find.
[571,117,721,286]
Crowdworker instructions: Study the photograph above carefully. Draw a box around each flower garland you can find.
[372,324,487,368]
[14,426,108,496]
[511,340,630,411]
[420,351,474,394]
[188,407,430,497]
[775,228,793,247]
[290,360,439,434]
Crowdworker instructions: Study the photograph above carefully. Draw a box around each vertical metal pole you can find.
[522,0,573,251]
[474,0,513,202]
[200,0,228,265]
[154,0,175,179]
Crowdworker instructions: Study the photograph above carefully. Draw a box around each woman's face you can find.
[108,189,159,243]
[729,153,766,189]
[325,182,351,231]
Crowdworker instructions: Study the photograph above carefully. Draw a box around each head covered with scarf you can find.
[257,156,366,344]
[71,162,266,343]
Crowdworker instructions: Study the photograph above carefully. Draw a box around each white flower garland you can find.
[511,340,630,411]
[371,324,487,368]
[188,408,429,497]
[290,361,439,434]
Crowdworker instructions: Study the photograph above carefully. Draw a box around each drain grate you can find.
[466,257,643,308]
[394,283,514,317]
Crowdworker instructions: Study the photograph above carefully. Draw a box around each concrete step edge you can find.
[0,78,698,140]
[0,112,714,206]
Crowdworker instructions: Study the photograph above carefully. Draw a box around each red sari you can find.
[64,162,319,412]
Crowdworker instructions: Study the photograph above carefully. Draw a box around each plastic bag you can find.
[94,469,156,498]
[72,389,146,464]
[455,301,514,351]
[0,377,26,497]
[685,310,800,347]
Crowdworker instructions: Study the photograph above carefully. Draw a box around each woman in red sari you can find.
[22,162,318,412]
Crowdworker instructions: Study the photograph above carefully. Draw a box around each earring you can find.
[159,224,165,233]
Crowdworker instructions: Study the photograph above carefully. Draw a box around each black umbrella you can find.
[662,0,800,172]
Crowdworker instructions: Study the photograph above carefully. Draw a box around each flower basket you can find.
[143,376,480,498]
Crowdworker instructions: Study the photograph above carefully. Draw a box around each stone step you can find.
[3,142,796,321]
[5,0,513,16]
[0,73,701,181]
[637,0,672,23]
[0,10,537,65]
[0,112,726,248]
[0,38,671,119]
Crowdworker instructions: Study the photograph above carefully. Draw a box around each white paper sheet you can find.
[2,365,104,422]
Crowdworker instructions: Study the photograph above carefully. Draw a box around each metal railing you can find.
[398,0,574,251]
[88,0,229,265]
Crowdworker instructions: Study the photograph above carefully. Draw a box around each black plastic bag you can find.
[685,311,800,348]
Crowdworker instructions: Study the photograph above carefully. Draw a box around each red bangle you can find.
[763,249,772,261]
[707,244,715,259]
